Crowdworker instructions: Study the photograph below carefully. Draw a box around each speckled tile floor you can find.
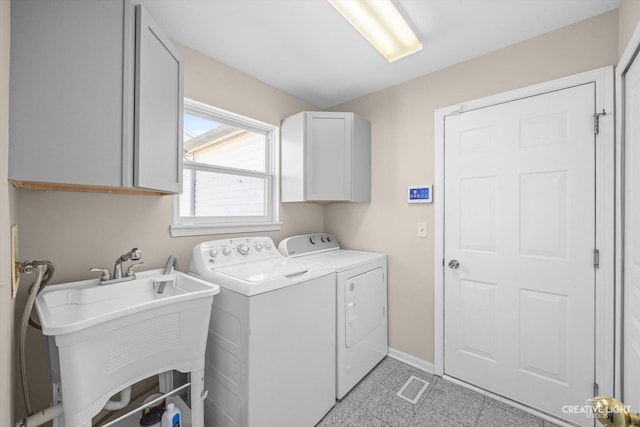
[317,357,563,427]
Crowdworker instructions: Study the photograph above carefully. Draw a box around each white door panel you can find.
[305,113,352,201]
[444,84,595,424]
[624,52,640,412]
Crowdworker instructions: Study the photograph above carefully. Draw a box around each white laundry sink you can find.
[35,269,219,427]
[36,269,218,335]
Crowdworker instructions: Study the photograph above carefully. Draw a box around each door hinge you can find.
[594,109,606,135]
[593,382,599,396]
[451,105,464,116]
[593,249,600,269]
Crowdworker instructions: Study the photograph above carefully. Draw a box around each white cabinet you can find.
[9,0,183,194]
[281,112,371,202]
[134,5,183,193]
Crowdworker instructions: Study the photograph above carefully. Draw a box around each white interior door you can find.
[444,84,596,424]
[623,51,640,413]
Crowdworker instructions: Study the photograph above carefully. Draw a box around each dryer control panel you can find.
[278,233,340,257]
[191,237,280,270]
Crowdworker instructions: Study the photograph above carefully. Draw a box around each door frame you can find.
[433,66,615,401]
[615,22,640,401]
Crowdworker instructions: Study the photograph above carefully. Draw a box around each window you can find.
[171,98,280,237]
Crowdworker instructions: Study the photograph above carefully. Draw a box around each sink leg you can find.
[158,371,174,393]
[190,367,205,427]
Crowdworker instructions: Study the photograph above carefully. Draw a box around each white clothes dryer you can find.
[190,237,336,427]
[278,233,388,399]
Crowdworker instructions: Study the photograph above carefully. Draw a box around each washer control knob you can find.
[255,243,263,251]
[237,244,250,255]
[326,236,332,242]
[321,237,326,243]
[264,242,272,250]
[222,248,231,256]
[310,236,318,245]
[209,249,219,258]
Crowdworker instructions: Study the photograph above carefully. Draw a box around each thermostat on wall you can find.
[408,185,432,204]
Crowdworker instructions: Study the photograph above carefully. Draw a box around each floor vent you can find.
[396,375,430,404]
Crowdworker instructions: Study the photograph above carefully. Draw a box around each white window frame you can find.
[170,98,281,237]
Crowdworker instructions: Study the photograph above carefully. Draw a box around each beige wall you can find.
[619,0,640,58]
[324,10,619,363]
[13,43,323,417]
[1,0,12,424]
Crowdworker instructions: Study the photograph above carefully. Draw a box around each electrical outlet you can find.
[417,222,427,238]
[11,224,19,297]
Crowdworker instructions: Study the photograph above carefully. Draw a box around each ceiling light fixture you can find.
[328,0,422,63]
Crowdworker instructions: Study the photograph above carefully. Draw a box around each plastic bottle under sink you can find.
[161,402,181,427]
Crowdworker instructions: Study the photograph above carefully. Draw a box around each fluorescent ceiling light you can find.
[328,0,422,63]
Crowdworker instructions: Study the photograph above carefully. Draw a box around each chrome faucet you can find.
[114,248,142,279]
[90,248,143,285]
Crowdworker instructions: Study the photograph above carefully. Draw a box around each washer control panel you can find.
[192,237,279,269]
[278,233,340,257]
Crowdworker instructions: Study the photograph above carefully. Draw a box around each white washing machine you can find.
[190,237,336,427]
[278,233,388,399]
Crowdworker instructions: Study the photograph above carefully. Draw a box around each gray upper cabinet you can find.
[134,5,183,194]
[281,112,371,202]
[9,0,183,194]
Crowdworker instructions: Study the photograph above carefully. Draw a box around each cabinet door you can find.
[9,0,126,187]
[134,5,183,193]
[305,112,352,201]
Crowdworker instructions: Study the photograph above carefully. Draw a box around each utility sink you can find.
[36,269,218,335]
[35,269,219,427]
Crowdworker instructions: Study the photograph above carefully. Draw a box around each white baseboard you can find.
[387,347,435,374]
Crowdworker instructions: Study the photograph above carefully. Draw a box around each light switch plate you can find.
[417,222,427,237]
[11,224,19,298]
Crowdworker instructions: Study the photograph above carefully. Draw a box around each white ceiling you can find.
[142,0,621,109]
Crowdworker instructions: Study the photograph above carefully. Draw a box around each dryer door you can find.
[344,267,385,348]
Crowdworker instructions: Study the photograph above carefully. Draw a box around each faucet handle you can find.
[90,267,111,281]
[125,262,144,277]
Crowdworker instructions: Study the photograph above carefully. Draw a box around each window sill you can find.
[170,222,283,238]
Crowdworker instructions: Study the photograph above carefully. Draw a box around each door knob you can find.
[448,260,460,269]
[592,395,640,426]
